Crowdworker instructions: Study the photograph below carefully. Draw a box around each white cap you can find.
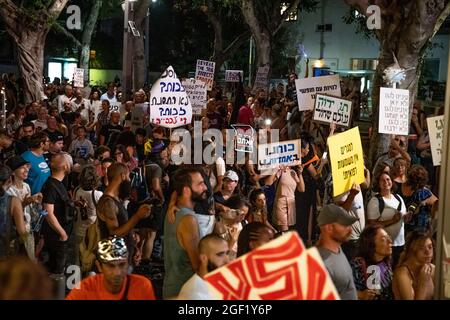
[223,170,239,182]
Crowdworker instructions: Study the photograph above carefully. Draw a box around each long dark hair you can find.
[356,224,390,264]
[237,222,270,257]
[397,231,433,267]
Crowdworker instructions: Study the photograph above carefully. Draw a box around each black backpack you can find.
[375,193,402,221]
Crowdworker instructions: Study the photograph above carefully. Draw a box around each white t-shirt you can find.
[71,98,90,121]
[74,188,103,237]
[32,119,47,131]
[7,183,32,232]
[178,274,213,300]
[100,92,117,105]
[334,190,365,241]
[367,194,407,247]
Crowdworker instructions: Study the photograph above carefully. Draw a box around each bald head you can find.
[50,153,68,172]
[106,162,129,184]
[199,234,227,254]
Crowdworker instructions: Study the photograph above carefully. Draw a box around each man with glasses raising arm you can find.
[373,135,411,175]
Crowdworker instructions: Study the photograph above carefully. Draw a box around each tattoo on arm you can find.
[97,197,118,221]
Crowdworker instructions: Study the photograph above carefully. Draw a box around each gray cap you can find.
[317,204,359,226]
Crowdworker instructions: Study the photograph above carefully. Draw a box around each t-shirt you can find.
[350,257,393,300]
[6,183,32,231]
[177,274,213,300]
[237,105,254,126]
[21,151,51,195]
[41,177,73,239]
[367,194,407,247]
[100,124,123,149]
[32,119,47,131]
[66,274,155,300]
[74,188,103,237]
[69,138,94,160]
[317,246,357,300]
[100,92,118,105]
[334,190,365,241]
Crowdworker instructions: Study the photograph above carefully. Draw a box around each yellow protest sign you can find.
[327,127,365,197]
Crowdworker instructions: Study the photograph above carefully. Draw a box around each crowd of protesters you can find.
[0,73,441,300]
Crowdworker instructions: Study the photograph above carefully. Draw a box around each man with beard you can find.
[177,234,230,299]
[96,163,152,261]
[66,236,155,300]
[316,204,358,300]
[163,167,208,299]
[372,135,411,174]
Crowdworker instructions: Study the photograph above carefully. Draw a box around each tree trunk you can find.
[80,0,103,84]
[15,31,48,103]
[132,0,150,91]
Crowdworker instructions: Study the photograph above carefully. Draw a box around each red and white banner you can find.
[204,232,339,300]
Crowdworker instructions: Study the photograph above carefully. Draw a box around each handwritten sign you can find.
[253,66,270,92]
[328,127,365,197]
[204,232,339,300]
[149,66,192,128]
[195,59,215,91]
[181,79,207,115]
[295,75,341,111]
[225,70,244,83]
[258,139,301,171]
[378,87,409,135]
[231,124,254,153]
[73,68,84,88]
[427,115,444,166]
[313,94,352,127]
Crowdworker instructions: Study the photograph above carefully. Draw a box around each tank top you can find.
[163,207,197,299]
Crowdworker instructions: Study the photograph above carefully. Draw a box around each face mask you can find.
[118,179,132,199]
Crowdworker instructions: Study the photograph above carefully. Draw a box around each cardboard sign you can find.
[378,87,409,135]
[195,59,215,91]
[313,94,352,127]
[231,124,254,153]
[295,75,341,111]
[73,68,84,88]
[225,70,244,83]
[204,232,339,300]
[258,139,301,170]
[253,66,269,92]
[327,127,365,197]
[181,79,207,115]
[149,66,193,128]
[427,115,444,166]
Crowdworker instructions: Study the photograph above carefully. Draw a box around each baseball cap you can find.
[223,170,239,182]
[48,132,64,143]
[6,156,30,171]
[317,204,358,226]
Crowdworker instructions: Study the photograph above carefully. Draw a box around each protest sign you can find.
[427,115,444,166]
[195,59,215,90]
[258,139,301,171]
[225,70,244,83]
[313,94,352,127]
[149,66,192,128]
[231,124,254,153]
[73,68,84,87]
[327,127,365,197]
[253,66,270,92]
[181,79,207,115]
[378,87,409,135]
[295,75,341,111]
[204,232,339,300]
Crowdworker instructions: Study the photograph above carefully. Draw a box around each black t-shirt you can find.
[41,177,74,239]
[61,111,76,125]
[100,124,123,149]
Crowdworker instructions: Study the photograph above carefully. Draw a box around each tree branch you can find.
[52,22,82,48]
[432,1,450,38]
[221,30,251,60]
[276,0,301,32]
[241,0,264,42]
[0,0,20,35]
[48,0,70,18]
[81,0,103,46]
[343,0,370,16]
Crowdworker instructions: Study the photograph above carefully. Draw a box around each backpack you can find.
[78,191,100,273]
[375,193,402,221]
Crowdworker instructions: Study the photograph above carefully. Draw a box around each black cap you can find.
[6,156,30,171]
[48,131,64,143]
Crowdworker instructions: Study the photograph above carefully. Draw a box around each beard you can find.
[118,180,132,200]
[206,261,219,273]
[191,188,208,203]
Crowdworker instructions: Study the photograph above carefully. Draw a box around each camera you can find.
[407,201,421,216]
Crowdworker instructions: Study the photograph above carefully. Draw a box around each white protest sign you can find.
[378,87,409,135]
[181,79,207,116]
[295,75,341,111]
[149,66,192,128]
[253,66,269,92]
[258,139,301,171]
[427,115,444,166]
[231,124,254,153]
[313,94,352,127]
[195,59,215,91]
[73,68,84,88]
[225,70,244,83]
